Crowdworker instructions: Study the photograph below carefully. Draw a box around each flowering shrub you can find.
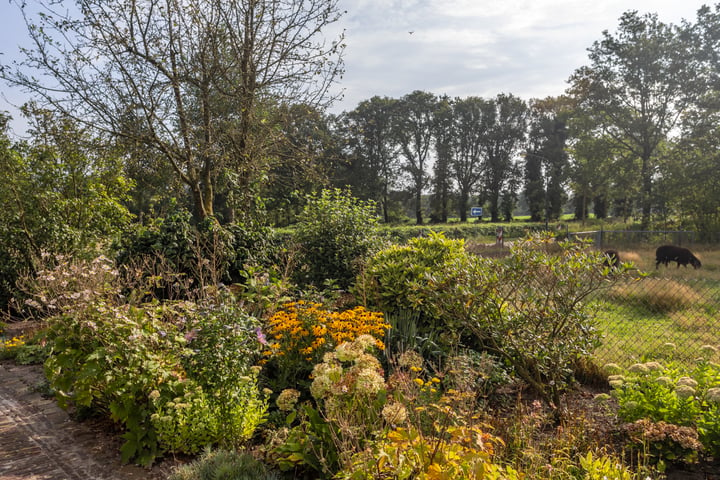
[0,335,26,360]
[310,334,387,429]
[266,302,388,359]
[274,335,389,477]
[33,255,268,465]
[624,419,704,465]
[262,302,389,393]
[338,405,520,480]
[611,359,720,462]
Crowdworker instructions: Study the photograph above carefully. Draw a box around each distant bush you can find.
[292,189,381,289]
[378,223,544,244]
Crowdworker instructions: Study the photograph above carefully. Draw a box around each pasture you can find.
[589,245,720,368]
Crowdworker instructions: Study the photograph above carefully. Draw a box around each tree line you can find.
[3,1,720,305]
[334,6,720,230]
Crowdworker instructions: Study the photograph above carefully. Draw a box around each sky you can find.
[329,0,707,112]
[0,0,709,134]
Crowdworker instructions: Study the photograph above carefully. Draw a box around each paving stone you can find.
[0,361,170,479]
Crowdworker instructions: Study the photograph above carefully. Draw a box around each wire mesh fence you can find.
[589,274,720,368]
[568,229,698,249]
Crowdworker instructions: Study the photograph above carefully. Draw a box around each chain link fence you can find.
[589,271,720,368]
[568,229,698,249]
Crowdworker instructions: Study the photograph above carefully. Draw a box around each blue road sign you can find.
[470,207,483,217]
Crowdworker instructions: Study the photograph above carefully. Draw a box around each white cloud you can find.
[331,0,706,112]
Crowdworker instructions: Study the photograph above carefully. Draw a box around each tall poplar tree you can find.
[479,94,528,222]
[392,91,437,225]
[450,96,490,222]
[340,97,399,223]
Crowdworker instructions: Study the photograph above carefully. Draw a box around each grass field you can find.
[590,246,720,368]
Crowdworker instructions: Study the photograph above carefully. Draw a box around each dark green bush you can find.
[292,189,381,290]
[116,206,278,297]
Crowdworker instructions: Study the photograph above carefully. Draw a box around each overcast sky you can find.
[329,0,707,112]
[0,0,709,133]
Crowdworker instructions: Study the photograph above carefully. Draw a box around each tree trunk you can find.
[458,190,468,222]
[415,188,423,225]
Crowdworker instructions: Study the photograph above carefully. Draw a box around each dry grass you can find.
[464,242,511,258]
[606,278,703,314]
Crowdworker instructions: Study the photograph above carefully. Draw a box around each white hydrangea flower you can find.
[677,376,699,388]
[355,368,385,395]
[705,387,720,404]
[381,402,408,424]
[675,385,696,400]
[628,363,649,374]
[643,362,663,372]
[603,363,622,374]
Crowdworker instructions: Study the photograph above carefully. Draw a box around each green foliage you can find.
[359,233,617,408]
[578,451,634,480]
[377,223,544,244]
[292,188,381,289]
[355,231,469,345]
[44,300,189,464]
[168,447,280,480]
[182,296,269,448]
[149,387,219,455]
[411,234,619,409]
[0,112,132,308]
[10,341,50,365]
[116,206,278,297]
[32,255,267,465]
[610,359,720,461]
[338,400,520,480]
[272,402,341,477]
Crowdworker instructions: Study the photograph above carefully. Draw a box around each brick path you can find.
[0,361,168,480]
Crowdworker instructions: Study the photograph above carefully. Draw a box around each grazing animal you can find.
[655,245,702,269]
[602,249,620,269]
